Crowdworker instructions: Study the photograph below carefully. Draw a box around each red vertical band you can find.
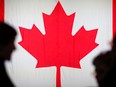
[0,0,4,22]
[113,0,116,37]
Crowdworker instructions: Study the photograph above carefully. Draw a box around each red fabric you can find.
[0,0,4,22]
[113,0,116,37]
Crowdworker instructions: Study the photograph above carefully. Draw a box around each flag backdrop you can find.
[0,0,114,87]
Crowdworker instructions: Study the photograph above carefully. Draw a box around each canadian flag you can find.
[0,0,115,87]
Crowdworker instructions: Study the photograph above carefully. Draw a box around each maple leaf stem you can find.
[56,66,61,87]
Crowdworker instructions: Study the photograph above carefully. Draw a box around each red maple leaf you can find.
[18,2,98,87]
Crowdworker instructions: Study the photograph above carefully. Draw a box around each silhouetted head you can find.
[93,36,116,86]
[0,22,17,61]
[93,52,111,84]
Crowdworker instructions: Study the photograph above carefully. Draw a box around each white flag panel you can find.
[4,0,112,87]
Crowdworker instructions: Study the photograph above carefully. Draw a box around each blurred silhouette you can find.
[0,22,17,87]
[93,36,116,87]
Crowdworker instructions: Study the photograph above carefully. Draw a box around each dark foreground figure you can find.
[93,36,116,87]
[0,22,17,87]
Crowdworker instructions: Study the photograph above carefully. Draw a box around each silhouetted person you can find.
[93,36,116,87]
[0,22,17,87]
